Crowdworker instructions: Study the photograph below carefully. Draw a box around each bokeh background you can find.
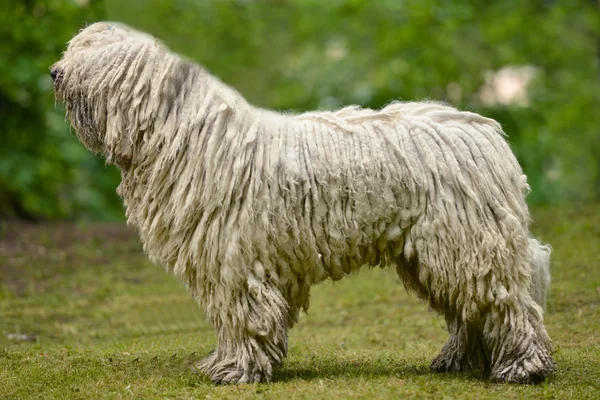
[2,0,599,220]
[2,3,600,397]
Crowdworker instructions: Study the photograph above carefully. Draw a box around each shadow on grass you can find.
[271,358,487,383]
[144,350,487,385]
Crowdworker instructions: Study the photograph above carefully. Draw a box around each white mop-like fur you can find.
[52,22,555,384]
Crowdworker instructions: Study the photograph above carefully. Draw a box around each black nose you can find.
[50,68,59,81]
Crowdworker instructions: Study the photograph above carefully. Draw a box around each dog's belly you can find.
[262,172,419,286]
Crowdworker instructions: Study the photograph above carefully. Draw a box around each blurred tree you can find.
[0,0,122,219]
[1,0,598,220]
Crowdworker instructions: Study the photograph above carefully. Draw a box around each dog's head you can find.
[51,22,182,167]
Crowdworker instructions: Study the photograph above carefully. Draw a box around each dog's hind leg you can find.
[426,262,555,382]
[430,314,489,373]
[396,256,489,373]
[195,275,290,384]
[483,237,555,383]
[485,297,555,383]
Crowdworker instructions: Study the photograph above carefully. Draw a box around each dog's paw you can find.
[211,368,267,384]
[194,351,271,384]
[491,352,555,384]
[431,350,467,373]
[430,334,473,373]
[203,365,270,384]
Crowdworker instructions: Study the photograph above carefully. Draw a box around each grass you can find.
[0,206,599,399]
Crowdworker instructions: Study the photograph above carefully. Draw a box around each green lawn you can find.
[1,206,599,399]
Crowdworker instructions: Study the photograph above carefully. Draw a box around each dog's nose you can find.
[50,67,59,81]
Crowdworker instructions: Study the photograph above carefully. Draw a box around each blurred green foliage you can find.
[1,0,599,219]
[0,0,121,219]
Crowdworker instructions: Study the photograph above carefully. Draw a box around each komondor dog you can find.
[51,22,555,384]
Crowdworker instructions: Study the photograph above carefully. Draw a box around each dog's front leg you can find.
[196,275,289,384]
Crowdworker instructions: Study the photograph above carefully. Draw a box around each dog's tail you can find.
[528,237,552,311]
